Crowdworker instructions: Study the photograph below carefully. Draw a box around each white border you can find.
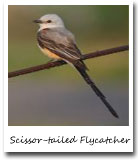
[4,0,133,152]
[6,0,132,5]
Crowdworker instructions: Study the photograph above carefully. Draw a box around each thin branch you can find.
[8,45,129,78]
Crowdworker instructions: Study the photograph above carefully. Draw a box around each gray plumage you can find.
[37,27,87,69]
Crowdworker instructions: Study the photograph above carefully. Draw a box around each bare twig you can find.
[8,45,129,78]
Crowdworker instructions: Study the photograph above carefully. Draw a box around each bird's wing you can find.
[37,28,83,62]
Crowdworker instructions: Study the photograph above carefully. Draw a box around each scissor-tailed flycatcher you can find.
[34,14,119,118]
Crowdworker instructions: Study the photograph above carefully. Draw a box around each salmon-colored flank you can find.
[40,48,61,59]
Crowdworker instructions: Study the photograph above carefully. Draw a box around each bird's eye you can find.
[47,20,52,23]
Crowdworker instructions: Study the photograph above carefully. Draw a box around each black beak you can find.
[33,19,43,23]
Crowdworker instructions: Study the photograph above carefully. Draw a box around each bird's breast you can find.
[39,46,61,59]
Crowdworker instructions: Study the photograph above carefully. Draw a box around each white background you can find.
[0,0,137,159]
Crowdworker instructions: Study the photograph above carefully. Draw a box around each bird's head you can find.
[33,14,65,30]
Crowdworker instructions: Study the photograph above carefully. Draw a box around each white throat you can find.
[38,23,64,31]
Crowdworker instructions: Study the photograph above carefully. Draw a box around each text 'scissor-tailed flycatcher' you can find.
[33,14,119,118]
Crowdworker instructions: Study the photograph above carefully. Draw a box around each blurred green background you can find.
[8,5,129,126]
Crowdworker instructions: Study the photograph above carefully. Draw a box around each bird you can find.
[33,14,119,118]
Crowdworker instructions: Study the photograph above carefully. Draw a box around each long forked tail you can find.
[74,64,119,118]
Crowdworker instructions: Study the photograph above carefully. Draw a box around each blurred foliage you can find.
[8,5,129,84]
